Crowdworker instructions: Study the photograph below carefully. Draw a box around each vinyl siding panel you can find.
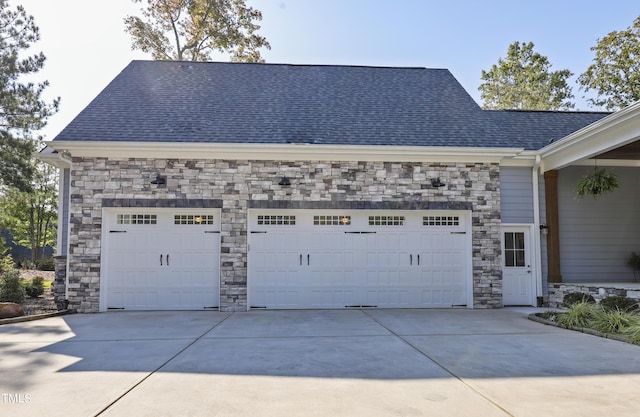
[558,166,640,283]
[500,167,534,224]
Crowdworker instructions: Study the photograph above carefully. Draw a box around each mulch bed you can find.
[0,270,72,325]
[18,270,59,316]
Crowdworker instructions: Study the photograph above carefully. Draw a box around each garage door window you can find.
[257,215,296,225]
[423,216,460,226]
[174,214,215,225]
[368,215,405,226]
[116,214,157,225]
[313,215,351,225]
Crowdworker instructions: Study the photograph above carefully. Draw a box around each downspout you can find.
[532,155,543,306]
[58,153,72,303]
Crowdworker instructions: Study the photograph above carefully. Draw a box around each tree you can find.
[0,161,57,263]
[0,1,59,191]
[124,0,270,62]
[578,16,640,111]
[479,41,574,110]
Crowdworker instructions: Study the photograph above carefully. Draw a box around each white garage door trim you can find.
[247,209,472,309]
[100,208,221,311]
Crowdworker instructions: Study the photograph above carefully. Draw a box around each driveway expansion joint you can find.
[91,312,234,417]
[361,310,517,417]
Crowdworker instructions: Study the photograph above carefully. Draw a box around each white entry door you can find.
[102,209,221,311]
[502,226,534,306]
[248,210,471,309]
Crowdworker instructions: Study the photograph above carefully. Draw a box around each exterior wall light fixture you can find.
[431,177,446,188]
[278,176,291,186]
[151,175,167,186]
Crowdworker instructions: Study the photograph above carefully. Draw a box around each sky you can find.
[14,0,640,140]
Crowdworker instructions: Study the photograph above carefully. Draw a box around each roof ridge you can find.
[129,59,448,71]
[485,109,611,115]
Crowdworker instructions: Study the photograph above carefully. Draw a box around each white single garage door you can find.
[102,209,221,311]
[248,210,471,309]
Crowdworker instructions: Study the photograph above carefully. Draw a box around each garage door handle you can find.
[307,254,310,266]
[410,254,412,265]
[167,254,170,266]
[417,254,420,265]
[160,254,163,266]
[300,254,302,266]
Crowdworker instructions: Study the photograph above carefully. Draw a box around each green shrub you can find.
[36,257,55,271]
[25,276,45,298]
[0,269,26,303]
[599,296,639,312]
[563,292,596,307]
[628,252,640,281]
[555,302,598,328]
[19,259,36,270]
[590,307,640,334]
[0,254,15,274]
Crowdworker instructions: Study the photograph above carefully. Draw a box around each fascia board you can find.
[500,151,537,167]
[47,141,524,164]
[539,101,640,172]
[36,146,72,169]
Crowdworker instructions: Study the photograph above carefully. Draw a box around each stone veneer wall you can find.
[548,283,640,308]
[67,158,502,312]
[53,256,68,310]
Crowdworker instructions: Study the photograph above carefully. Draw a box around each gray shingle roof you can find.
[54,60,512,147]
[488,109,610,150]
[53,60,609,150]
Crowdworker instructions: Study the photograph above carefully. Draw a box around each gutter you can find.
[46,141,525,164]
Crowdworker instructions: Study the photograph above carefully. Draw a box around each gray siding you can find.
[558,166,640,282]
[60,168,70,256]
[500,167,534,224]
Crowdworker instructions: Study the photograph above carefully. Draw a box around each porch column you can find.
[544,170,562,283]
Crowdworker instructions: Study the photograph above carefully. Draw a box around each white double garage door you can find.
[102,209,472,310]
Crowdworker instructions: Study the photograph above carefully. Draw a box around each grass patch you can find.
[590,308,640,334]
[622,323,640,344]
[554,302,597,328]
[542,301,640,346]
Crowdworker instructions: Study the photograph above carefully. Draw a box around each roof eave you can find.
[539,100,640,172]
[36,146,72,168]
[47,141,524,164]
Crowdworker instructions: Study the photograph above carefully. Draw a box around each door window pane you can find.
[504,232,525,267]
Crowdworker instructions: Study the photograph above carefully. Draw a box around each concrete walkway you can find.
[1,308,639,416]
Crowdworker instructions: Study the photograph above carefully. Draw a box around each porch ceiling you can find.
[595,139,640,160]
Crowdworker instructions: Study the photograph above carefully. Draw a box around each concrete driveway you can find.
[1,309,639,417]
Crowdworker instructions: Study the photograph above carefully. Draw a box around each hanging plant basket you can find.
[575,168,620,200]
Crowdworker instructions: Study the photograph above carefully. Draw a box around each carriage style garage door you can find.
[102,209,221,311]
[248,210,471,309]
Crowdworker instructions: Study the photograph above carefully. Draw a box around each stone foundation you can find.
[548,283,640,308]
